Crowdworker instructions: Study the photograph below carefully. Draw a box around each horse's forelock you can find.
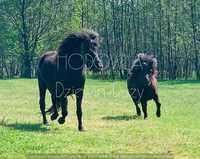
[86,30,100,47]
[82,29,99,38]
[130,53,158,76]
[137,53,157,68]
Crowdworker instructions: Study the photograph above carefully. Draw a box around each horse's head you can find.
[83,31,103,72]
[131,53,157,87]
[57,30,103,72]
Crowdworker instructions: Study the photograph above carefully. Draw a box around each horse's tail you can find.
[45,105,62,114]
[45,105,54,114]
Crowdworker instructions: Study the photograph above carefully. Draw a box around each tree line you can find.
[0,0,200,80]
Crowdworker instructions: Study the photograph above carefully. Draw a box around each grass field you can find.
[0,79,200,159]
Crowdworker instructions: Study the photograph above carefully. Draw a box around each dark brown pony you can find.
[38,30,103,131]
[127,53,161,119]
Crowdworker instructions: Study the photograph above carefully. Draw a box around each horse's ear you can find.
[99,37,103,44]
[131,59,142,74]
[137,53,144,61]
[152,58,158,68]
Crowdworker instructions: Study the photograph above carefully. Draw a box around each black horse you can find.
[127,53,161,119]
[38,30,103,131]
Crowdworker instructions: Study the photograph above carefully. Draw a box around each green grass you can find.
[0,79,200,159]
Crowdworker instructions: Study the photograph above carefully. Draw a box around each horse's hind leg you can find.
[133,101,141,116]
[141,101,148,119]
[153,94,161,117]
[39,80,48,125]
[76,89,84,131]
[58,97,68,124]
[50,94,59,121]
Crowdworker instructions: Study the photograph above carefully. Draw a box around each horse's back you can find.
[38,51,57,68]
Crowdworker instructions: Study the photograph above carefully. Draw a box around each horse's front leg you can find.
[133,101,141,116]
[141,101,148,119]
[75,89,84,131]
[39,83,48,125]
[153,94,161,117]
[58,97,68,124]
[129,88,141,116]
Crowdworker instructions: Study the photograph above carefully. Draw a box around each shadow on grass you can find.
[0,120,49,132]
[102,115,140,121]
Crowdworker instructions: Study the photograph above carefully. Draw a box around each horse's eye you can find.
[93,42,97,46]
[143,62,147,65]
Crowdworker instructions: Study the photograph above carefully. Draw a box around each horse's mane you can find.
[130,53,158,76]
[57,30,99,56]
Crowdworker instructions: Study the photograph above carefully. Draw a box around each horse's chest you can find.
[141,87,154,101]
[56,70,85,86]
[55,81,84,98]
[56,78,84,91]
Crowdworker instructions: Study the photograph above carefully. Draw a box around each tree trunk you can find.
[102,0,115,80]
[0,55,3,78]
[191,0,200,80]
[131,0,138,54]
[20,0,32,78]
[158,0,164,79]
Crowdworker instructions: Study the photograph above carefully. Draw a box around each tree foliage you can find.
[0,0,200,80]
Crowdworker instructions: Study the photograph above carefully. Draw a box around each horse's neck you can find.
[57,55,85,75]
[150,75,158,90]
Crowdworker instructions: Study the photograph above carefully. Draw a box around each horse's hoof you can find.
[78,127,85,132]
[51,113,58,121]
[156,111,161,117]
[44,122,49,126]
[58,117,65,124]
[43,121,49,126]
[144,116,148,120]
[137,112,141,116]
